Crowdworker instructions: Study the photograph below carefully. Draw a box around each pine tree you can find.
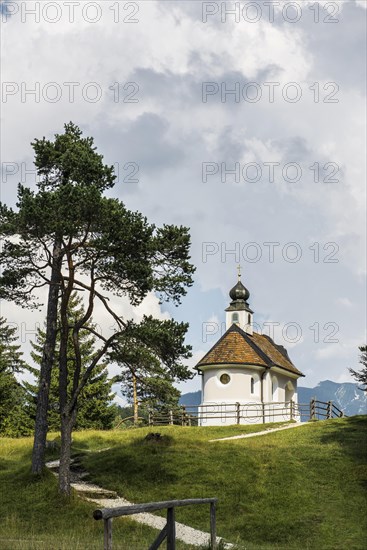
[0,316,25,374]
[0,317,33,436]
[0,122,194,494]
[111,317,191,423]
[349,345,367,391]
[116,363,181,424]
[24,295,117,430]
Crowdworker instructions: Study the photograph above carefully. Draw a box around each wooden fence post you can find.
[262,402,266,424]
[169,410,173,425]
[236,402,240,425]
[104,518,112,550]
[148,411,153,427]
[166,507,176,549]
[210,501,217,550]
[290,399,294,421]
[310,398,316,420]
[327,401,332,419]
[181,406,186,426]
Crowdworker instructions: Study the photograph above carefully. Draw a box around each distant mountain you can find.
[179,381,367,417]
[298,380,367,417]
[179,391,201,407]
[179,391,202,407]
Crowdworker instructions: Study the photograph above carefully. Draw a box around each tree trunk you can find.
[32,238,62,474]
[133,373,139,425]
[58,408,76,496]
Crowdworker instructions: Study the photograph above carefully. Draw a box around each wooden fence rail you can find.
[309,398,344,420]
[93,498,218,550]
[148,399,344,426]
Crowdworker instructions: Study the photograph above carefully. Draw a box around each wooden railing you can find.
[93,498,218,550]
[309,398,344,420]
[148,399,344,426]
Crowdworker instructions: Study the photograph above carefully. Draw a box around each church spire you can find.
[229,266,250,303]
[225,268,253,334]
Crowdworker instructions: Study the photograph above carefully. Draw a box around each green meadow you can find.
[1,417,366,549]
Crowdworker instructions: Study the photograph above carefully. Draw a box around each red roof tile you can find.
[196,324,303,376]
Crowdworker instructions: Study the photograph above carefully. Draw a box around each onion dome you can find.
[229,280,250,302]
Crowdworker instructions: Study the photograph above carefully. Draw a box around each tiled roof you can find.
[196,324,303,377]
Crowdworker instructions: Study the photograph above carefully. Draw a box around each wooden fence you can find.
[93,498,217,550]
[148,399,344,426]
[309,398,344,420]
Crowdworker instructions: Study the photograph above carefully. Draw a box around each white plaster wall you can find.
[202,366,262,404]
[199,365,300,425]
[225,311,253,334]
[199,403,264,426]
[268,371,298,403]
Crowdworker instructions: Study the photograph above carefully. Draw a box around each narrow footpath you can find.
[209,421,311,442]
[46,458,233,549]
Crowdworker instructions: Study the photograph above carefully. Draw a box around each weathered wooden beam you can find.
[104,518,112,550]
[166,507,176,549]
[93,498,218,520]
[148,524,167,550]
[210,501,217,550]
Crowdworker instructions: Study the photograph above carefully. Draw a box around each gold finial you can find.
[237,264,241,281]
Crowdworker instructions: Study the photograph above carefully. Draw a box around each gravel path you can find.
[46,459,233,549]
[209,421,310,442]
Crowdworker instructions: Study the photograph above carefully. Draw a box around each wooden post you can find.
[169,410,173,425]
[310,398,316,420]
[327,401,332,419]
[262,402,266,424]
[166,507,176,549]
[148,411,153,427]
[236,402,240,425]
[104,518,112,550]
[132,372,139,425]
[210,501,217,550]
[290,399,294,421]
[181,406,186,426]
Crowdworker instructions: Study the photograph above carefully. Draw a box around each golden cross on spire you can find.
[237,264,241,281]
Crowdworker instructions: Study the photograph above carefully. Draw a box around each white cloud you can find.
[337,297,353,307]
[1,0,366,390]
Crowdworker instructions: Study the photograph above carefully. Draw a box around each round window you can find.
[220,373,230,385]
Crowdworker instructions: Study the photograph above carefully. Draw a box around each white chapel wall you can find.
[202,366,263,404]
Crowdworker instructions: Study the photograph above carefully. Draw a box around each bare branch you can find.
[81,325,108,343]
[69,332,121,412]
[64,277,127,331]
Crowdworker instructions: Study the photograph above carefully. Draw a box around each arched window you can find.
[251,377,255,394]
[285,381,295,403]
[232,313,239,324]
[247,313,251,324]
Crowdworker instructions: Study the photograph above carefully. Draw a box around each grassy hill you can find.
[1,417,366,549]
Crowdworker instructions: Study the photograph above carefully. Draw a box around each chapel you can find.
[196,269,304,425]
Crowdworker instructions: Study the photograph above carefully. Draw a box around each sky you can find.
[0,0,366,396]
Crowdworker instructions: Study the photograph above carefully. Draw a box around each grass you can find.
[0,437,205,550]
[1,418,366,549]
